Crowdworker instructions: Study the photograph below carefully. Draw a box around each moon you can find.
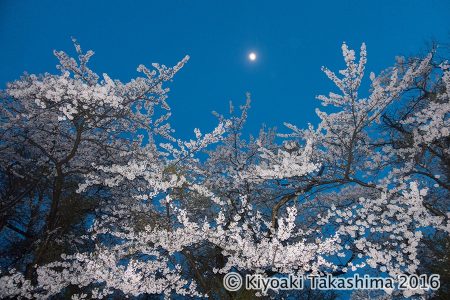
[248,52,256,61]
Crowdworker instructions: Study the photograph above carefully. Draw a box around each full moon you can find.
[249,52,256,61]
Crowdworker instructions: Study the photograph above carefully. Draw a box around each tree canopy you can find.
[0,40,449,299]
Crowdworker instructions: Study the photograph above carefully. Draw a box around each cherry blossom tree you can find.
[0,37,190,284]
[0,40,448,299]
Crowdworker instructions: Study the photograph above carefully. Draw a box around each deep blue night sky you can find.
[1,0,449,139]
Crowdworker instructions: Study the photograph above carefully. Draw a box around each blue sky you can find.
[1,0,449,139]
